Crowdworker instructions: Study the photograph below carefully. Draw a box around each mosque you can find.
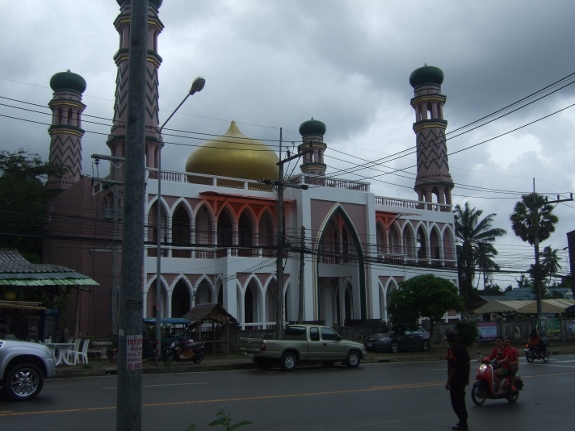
[43,0,458,337]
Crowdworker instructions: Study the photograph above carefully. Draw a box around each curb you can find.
[54,347,575,379]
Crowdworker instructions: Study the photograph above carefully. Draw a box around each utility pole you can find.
[531,179,573,333]
[261,130,310,338]
[276,128,284,339]
[92,153,125,335]
[298,225,305,324]
[116,1,148,429]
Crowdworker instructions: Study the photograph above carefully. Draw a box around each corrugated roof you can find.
[516,299,575,314]
[0,249,99,287]
[181,303,238,324]
[474,300,535,314]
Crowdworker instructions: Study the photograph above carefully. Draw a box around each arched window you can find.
[217,211,232,247]
[342,226,350,263]
[172,206,191,258]
[238,212,253,257]
[260,211,274,257]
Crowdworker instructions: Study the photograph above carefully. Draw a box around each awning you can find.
[516,299,575,314]
[0,249,99,287]
[474,300,535,314]
[0,277,98,286]
[0,300,46,310]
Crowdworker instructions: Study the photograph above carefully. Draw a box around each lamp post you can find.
[155,76,205,364]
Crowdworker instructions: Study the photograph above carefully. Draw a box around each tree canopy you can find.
[388,274,465,348]
[510,192,559,245]
[0,149,67,261]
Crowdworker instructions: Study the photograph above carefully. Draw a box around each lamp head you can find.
[190,77,206,95]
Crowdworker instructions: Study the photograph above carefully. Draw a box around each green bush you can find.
[183,409,252,431]
[455,320,479,348]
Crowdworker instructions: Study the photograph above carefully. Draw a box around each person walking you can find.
[445,329,470,431]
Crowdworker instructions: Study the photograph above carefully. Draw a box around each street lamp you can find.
[155,76,205,364]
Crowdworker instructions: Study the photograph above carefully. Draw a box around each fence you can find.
[225,317,575,354]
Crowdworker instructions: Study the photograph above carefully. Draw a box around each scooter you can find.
[163,333,205,363]
[470,351,524,406]
[525,342,549,363]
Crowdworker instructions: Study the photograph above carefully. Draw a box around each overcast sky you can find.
[1,0,574,289]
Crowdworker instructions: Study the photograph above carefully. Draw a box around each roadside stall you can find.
[181,303,238,355]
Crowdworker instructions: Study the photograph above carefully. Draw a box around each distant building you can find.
[43,1,458,336]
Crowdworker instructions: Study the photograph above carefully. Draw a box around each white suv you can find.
[0,339,56,401]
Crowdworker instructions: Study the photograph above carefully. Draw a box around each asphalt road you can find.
[1,353,574,431]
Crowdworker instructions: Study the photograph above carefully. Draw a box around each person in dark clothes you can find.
[445,329,470,431]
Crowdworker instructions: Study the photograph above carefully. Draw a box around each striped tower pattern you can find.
[107,0,164,181]
[46,71,86,192]
[298,118,327,176]
[410,65,453,206]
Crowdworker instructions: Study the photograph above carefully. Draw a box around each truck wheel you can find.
[345,350,361,368]
[280,352,297,372]
[4,363,44,401]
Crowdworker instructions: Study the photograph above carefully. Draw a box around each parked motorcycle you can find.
[525,342,549,363]
[471,351,524,406]
[163,333,205,363]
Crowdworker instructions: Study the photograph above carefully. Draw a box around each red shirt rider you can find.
[487,337,511,375]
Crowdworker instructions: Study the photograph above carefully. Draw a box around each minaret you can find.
[46,70,86,192]
[107,0,164,181]
[409,65,453,206]
[298,118,327,176]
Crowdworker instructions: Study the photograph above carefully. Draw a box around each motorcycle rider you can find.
[529,329,545,358]
[486,336,511,394]
[504,337,519,391]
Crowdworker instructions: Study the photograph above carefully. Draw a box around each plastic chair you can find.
[66,339,88,365]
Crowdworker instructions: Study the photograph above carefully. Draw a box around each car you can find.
[0,339,56,401]
[364,325,430,353]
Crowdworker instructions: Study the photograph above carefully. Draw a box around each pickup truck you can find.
[239,324,366,371]
[0,339,56,401]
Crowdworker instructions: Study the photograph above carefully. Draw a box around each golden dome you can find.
[186,121,279,181]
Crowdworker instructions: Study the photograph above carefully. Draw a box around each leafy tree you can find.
[510,193,559,312]
[388,274,465,350]
[541,245,561,284]
[454,320,479,348]
[475,242,501,289]
[515,274,532,288]
[0,149,67,261]
[510,193,559,245]
[472,284,504,296]
[454,202,506,301]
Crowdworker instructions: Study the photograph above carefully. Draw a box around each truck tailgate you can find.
[239,337,264,354]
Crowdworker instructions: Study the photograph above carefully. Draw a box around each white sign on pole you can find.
[126,334,142,371]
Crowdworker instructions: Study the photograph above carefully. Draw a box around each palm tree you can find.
[510,193,559,245]
[454,202,507,301]
[510,192,559,317]
[475,242,501,289]
[541,245,561,284]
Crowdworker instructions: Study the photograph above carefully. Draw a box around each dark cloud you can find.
[1,0,574,285]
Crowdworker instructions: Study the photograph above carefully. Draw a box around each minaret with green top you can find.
[409,65,453,207]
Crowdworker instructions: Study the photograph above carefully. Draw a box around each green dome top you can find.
[117,0,163,9]
[49,70,87,94]
[299,118,326,136]
[409,65,444,88]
